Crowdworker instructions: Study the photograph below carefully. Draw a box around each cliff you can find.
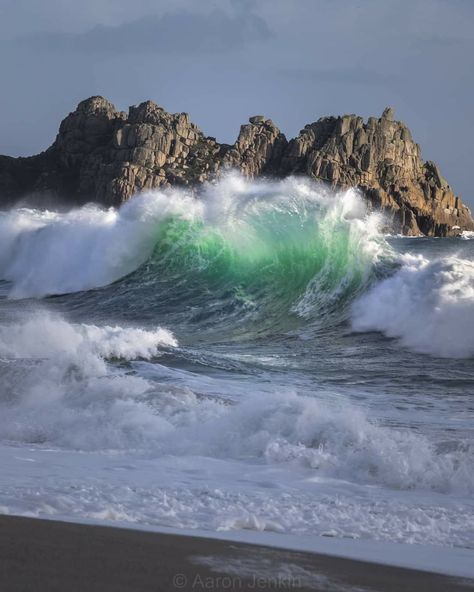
[0,97,472,236]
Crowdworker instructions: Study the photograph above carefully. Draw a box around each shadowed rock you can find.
[0,97,472,236]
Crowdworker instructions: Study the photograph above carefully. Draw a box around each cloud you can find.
[15,5,272,56]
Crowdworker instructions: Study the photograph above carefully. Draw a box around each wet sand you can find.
[0,515,472,592]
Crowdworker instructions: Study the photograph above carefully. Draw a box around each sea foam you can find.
[352,254,474,358]
[0,311,471,495]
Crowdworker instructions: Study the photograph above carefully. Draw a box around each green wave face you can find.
[125,179,393,337]
[15,177,392,338]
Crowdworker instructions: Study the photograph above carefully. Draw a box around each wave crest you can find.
[0,176,388,310]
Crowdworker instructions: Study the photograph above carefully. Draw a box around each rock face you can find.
[0,97,472,236]
[279,107,473,236]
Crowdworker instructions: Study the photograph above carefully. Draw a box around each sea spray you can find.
[0,190,201,298]
[351,254,474,358]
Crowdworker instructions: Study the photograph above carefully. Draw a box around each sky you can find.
[0,0,473,206]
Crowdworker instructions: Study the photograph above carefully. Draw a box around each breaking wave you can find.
[0,175,388,307]
[1,175,473,554]
[0,312,471,495]
[0,174,473,357]
[352,254,474,358]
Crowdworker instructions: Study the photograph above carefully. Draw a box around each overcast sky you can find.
[0,0,473,206]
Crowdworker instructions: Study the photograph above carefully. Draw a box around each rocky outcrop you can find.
[221,116,288,178]
[279,107,473,236]
[0,97,472,236]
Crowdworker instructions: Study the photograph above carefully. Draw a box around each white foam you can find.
[352,253,474,358]
[0,312,177,361]
[0,312,471,495]
[0,445,473,554]
[0,311,177,449]
[0,191,201,298]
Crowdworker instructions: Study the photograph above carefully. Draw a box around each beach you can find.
[1,515,473,592]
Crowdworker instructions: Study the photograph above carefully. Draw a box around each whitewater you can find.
[0,175,473,575]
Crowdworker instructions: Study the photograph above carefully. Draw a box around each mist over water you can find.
[0,176,473,557]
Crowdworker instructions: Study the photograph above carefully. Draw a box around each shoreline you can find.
[0,515,473,592]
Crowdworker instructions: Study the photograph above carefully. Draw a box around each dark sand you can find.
[0,515,472,592]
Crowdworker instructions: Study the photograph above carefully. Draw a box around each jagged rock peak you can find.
[74,96,119,118]
[128,101,168,125]
[381,106,395,121]
[223,115,287,178]
[249,115,266,124]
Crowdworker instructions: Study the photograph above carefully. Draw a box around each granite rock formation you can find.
[0,97,472,236]
[279,106,473,236]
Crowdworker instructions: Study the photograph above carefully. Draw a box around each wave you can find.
[1,175,473,357]
[352,254,474,358]
[0,176,389,311]
[0,311,177,447]
[0,311,471,494]
[0,312,177,362]
[0,189,201,298]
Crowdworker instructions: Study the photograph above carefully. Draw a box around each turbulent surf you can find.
[0,175,473,561]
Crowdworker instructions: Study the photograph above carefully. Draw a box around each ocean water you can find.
[0,175,473,571]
